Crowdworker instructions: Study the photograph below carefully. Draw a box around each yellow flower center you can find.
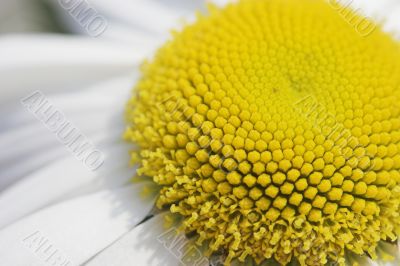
[124,0,400,265]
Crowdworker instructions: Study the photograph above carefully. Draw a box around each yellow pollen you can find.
[124,0,400,265]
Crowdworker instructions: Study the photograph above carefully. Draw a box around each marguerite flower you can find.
[1,0,400,265]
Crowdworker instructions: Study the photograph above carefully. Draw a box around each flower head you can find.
[125,0,400,265]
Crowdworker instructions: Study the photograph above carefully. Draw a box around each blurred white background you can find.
[0,0,65,33]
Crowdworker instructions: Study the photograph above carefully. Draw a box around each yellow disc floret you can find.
[125,0,400,265]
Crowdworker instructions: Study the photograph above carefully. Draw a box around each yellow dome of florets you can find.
[124,0,400,265]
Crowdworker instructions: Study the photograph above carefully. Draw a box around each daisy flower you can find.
[1,0,400,265]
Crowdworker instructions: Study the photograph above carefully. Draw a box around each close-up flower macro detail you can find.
[125,0,400,265]
[1,0,400,266]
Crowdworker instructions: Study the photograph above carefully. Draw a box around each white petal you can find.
[0,140,136,229]
[0,114,123,167]
[0,128,125,192]
[347,0,399,18]
[86,214,209,266]
[382,5,400,39]
[0,184,156,266]
[328,0,400,37]
[0,75,134,190]
[86,0,204,35]
[91,21,164,48]
[209,0,232,7]
[0,34,147,105]
[0,74,134,130]
[0,80,132,166]
[47,0,205,43]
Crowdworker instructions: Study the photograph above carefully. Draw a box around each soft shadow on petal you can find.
[0,34,148,105]
[86,213,209,266]
[0,141,134,229]
[0,183,156,266]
